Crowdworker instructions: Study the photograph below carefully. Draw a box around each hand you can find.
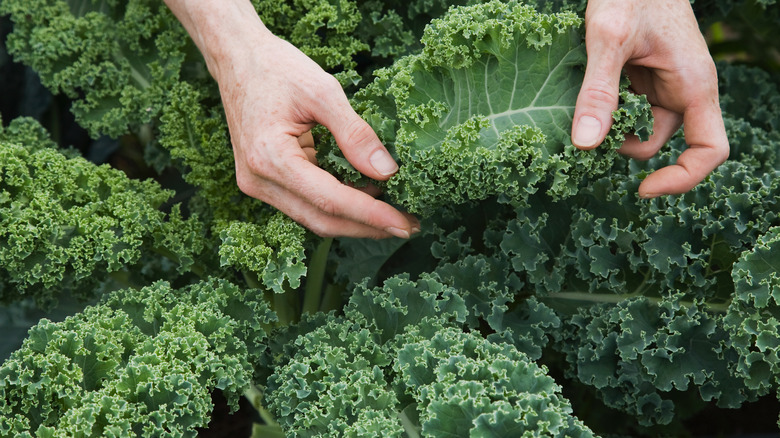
[165,0,419,238]
[220,33,420,238]
[571,0,730,198]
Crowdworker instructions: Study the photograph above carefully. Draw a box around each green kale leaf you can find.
[0,279,275,437]
[321,0,652,216]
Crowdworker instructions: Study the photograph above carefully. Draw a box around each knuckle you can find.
[582,83,619,109]
[310,194,338,217]
[715,142,731,164]
[310,75,343,102]
[244,153,267,176]
[340,117,376,150]
[690,61,719,95]
[702,58,718,80]
[586,13,632,45]
[234,170,255,196]
[323,74,343,90]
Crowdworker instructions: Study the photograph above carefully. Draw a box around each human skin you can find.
[166,0,727,238]
[571,0,730,198]
[163,0,420,239]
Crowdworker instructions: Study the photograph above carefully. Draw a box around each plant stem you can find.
[302,237,333,315]
[546,291,638,304]
[242,270,262,289]
[241,270,299,327]
[274,284,299,326]
[630,269,653,297]
[244,384,281,429]
[251,425,286,438]
[398,407,421,438]
[320,283,344,313]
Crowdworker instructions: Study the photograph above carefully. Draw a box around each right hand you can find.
[215,32,419,238]
[164,0,419,239]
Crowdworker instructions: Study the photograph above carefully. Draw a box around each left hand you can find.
[571,0,730,198]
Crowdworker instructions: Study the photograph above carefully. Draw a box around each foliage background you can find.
[0,0,779,436]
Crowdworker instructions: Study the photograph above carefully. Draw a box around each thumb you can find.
[571,31,628,150]
[318,92,399,181]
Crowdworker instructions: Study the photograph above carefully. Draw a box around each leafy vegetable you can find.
[0,279,275,437]
[1,0,779,436]
[0,134,205,307]
[0,0,204,138]
[321,1,652,215]
[265,275,594,437]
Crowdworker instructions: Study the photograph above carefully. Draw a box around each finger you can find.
[298,131,317,164]
[618,106,682,160]
[247,138,417,238]
[238,167,415,239]
[572,9,632,150]
[312,80,399,181]
[638,101,729,197]
[297,130,314,148]
[283,158,417,237]
[302,146,317,165]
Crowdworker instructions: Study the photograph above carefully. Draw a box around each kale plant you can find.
[1,0,779,437]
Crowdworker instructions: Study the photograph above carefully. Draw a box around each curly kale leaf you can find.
[0,0,206,138]
[264,274,593,437]
[494,115,780,305]
[0,140,206,307]
[555,295,752,426]
[265,313,405,438]
[468,113,780,427]
[396,327,593,437]
[0,279,275,437]
[718,63,780,133]
[725,226,780,395]
[322,0,652,216]
[343,274,468,346]
[0,117,61,154]
[218,213,308,294]
[158,82,265,223]
[355,0,589,61]
[355,0,477,61]
[253,0,369,86]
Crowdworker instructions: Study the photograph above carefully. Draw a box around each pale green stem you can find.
[114,48,152,90]
[273,284,299,326]
[320,283,344,313]
[398,408,421,438]
[241,270,262,289]
[250,424,286,438]
[302,237,333,315]
[630,269,653,297]
[243,384,280,428]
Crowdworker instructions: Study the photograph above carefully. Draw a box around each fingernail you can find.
[385,227,410,239]
[573,116,602,148]
[411,226,421,234]
[639,192,658,199]
[370,149,398,176]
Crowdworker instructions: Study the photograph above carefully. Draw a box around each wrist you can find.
[165,0,272,79]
